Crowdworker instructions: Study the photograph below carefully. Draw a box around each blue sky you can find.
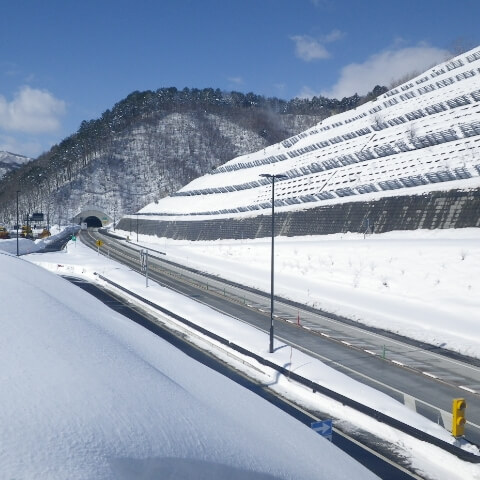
[1,0,479,157]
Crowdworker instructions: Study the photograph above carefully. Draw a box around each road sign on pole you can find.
[311,419,333,441]
[140,249,149,287]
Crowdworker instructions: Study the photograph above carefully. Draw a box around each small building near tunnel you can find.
[72,207,113,228]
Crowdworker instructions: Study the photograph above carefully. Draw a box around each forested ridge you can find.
[0,85,386,224]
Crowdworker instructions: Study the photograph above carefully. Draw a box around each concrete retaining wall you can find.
[117,189,480,241]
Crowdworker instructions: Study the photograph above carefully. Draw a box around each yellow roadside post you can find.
[452,398,466,437]
[95,239,104,255]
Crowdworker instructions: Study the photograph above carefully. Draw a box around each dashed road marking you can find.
[459,385,477,393]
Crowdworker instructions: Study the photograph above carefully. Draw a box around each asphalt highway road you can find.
[81,228,480,447]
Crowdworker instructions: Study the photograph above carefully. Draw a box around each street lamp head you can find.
[259,173,288,180]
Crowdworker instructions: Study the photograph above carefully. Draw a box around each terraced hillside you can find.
[119,47,480,239]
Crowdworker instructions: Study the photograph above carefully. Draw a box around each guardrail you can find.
[97,228,480,368]
[95,271,480,463]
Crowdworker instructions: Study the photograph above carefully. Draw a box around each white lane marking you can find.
[459,385,477,393]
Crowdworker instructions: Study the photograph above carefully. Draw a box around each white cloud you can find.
[290,30,344,62]
[0,86,66,134]
[324,29,344,43]
[227,76,244,86]
[321,44,450,99]
[291,35,330,61]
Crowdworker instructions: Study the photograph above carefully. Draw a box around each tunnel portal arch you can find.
[72,207,113,227]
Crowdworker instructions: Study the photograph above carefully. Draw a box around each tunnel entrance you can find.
[72,207,112,227]
[84,216,103,228]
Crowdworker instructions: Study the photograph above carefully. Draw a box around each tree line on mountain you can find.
[47,85,387,181]
[0,85,386,224]
[76,85,387,139]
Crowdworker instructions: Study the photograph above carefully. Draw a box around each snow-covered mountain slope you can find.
[0,151,31,179]
[50,112,322,217]
[0,104,326,226]
[142,47,480,218]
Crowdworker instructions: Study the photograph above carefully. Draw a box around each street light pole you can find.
[16,190,20,256]
[260,173,287,353]
[136,214,139,242]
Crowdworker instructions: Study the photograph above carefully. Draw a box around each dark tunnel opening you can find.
[83,216,103,228]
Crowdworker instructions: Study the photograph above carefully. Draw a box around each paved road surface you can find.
[82,229,480,446]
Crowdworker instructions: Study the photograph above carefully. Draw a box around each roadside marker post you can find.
[140,249,149,287]
[95,239,103,255]
[452,398,467,437]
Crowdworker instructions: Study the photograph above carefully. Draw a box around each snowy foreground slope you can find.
[2,236,479,479]
[0,250,380,480]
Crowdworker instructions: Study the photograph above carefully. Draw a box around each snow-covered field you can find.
[1,228,479,479]
[118,227,480,359]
